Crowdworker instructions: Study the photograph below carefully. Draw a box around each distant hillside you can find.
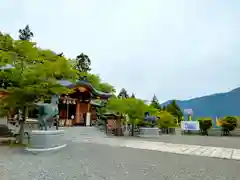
[162,87,240,119]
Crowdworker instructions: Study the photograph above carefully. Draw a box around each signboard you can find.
[184,109,193,115]
[181,121,199,131]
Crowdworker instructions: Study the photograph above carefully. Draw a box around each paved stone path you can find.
[119,140,240,161]
[72,135,240,161]
[133,135,240,149]
[85,138,240,160]
[63,127,240,161]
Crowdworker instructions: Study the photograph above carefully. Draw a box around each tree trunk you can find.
[19,105,27,144]
[131,123,134,136]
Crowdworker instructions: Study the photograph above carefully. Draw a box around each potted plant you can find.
[197,117,213,135]
[220,116,237,136]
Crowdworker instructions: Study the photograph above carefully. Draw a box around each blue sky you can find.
[1,0,240,102]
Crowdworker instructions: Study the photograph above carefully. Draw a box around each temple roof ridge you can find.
[57,79,112,99]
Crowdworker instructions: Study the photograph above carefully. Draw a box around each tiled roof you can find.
[57,79,112,99]
[56,80,72,86]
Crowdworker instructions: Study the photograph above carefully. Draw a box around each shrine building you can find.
[57,79,112,126]
[0,74,112,126]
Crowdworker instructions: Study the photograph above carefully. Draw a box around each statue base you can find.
[139,127,160,138]
[26,130,67,152]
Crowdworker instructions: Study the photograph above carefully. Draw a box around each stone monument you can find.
[26,95,67,152]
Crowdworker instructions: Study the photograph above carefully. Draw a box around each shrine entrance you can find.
[57,79,112,127]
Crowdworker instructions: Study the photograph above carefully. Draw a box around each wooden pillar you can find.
[75,102,80,124]
[66,103,69,121]
[87,103,90,112]
[64,103,69,126]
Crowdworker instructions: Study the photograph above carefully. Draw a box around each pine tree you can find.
[18,25,34,41]
[166,100,183,122]
[74,53,91,79]
[150,94,161,110]
[130,93,136,98]
[118,88,129,98]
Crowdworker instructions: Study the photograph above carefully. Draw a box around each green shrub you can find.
[197,117,213,135]
[157,111,176,129]
[235,116,240,128]
[221,116,237,134]
[135,119,152,127]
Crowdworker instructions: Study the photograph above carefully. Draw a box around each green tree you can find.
[99,82,115,93]
[74,53,91,78]
[156,111,176,129]
[106,97,149,136]
[150,94,161,110]
[18,25,34,41]
[0,32,14,51]
[166,100,183,123]
[147,105,160,117]
[0,32,75,143]
[82,73,101,86]
[78,72,115,93]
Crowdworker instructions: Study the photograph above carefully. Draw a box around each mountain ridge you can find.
[162,87,240,119]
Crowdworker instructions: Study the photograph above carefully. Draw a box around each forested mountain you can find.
[162,87,240,119]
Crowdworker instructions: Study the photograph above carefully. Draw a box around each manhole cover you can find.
[0,167,9,180]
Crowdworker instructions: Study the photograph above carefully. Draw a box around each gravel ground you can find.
[1,141,240,180]
[1,127,240,180]
[114,135,240,149]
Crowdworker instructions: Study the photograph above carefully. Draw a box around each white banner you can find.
[181,121,200,131]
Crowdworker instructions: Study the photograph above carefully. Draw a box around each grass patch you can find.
[0,138,30,148]
[9,143,28,148]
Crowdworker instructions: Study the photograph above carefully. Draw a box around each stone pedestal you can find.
[26,130,66,152]
[0,116,7,125]
[175,128,182,135]
[139,127,160,138]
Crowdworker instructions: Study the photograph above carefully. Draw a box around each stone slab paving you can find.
[80,137,240,161]
[62,127,240,161]
[129,135,240,149]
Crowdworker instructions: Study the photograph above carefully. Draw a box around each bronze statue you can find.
[36,95,59,131]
